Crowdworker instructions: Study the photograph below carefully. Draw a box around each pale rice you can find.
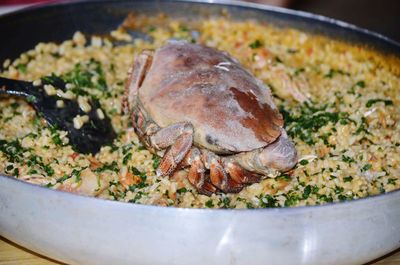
[0,15,399,208]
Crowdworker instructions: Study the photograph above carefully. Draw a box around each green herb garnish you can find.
[123,153,132,165]
[299,160,309,166]
[95,161,119,173]
[177,187,187,194]
[280,102,352,145]
[343,176,353,182]
[365,99,393,108]
[249,39,263,49]
[152,155,161,170]
[16,63,27,73]
[324,69,349,78]
[342,155,355,164]
[205,199,214,208]
[361,164,372,172]
[387,179,397,185]
[259,194,278,208]
[303,185,312,199]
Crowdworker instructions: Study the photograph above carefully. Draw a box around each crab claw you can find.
[227,130,297,176]
[258,130,297,172]
[223,161,261,184]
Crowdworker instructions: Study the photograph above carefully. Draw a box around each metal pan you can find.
[0,1,399,264]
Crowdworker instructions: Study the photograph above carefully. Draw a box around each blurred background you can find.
[0,0,399,42]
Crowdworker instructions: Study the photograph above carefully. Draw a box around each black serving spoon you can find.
[0,75,116,154]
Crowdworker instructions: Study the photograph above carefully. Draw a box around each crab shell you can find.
[125,41,297,194]
[136,41,284,154]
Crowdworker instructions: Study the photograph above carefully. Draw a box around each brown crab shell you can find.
[138,41,284,154]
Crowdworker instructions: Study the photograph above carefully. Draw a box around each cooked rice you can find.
[0,15,399,208]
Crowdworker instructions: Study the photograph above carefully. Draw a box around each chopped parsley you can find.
[348,80,365,95]
[259,194,278,208]
[387,179,397,185]
[179,25,189,32]
[56,174,71,184]
[324,68,349,78]
[275,56,283,63]
[152,155,161,170]
[43,164,55,176]
[249,39,263,49]
[303,185,312,199]
[334,186,344,194]
[219,197,231,208]
[365,99,393,108]
[52,132,63,146]
[16,63,27,73]
[317,194,333,203]
[148,26,156,32]
[354,117,369,135]
[342,155,356,164]
[355,80,365,88]
[338,194,351,201]
[361,164,372,172]
[95,161,119,173]
[62,58,107,92]
[123,153,132,165]
[177,187,187,194]
[10,102,19,109]
[287,48,298,54]
[130,166,141,176]
[128,191,146,203]
[26,95,37,103]
[276,173,291,181]
[284,193,300,207]
[0,139,27,163]
[128,181,148,191]
[294,67,305,76]
[343,176,353,182]
[205,199,214,208]
[131,167,147,183]
[280,102,352,145]
[299,159,309,166]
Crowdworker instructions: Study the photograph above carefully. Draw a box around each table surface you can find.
[0,236,399,265]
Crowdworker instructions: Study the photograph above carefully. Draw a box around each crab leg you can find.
[150,123,193,150]
[202,150,243,193]
[153,123,194,176]
[181,148,216,196]
[222,159,261,184]
[124,50,154,113]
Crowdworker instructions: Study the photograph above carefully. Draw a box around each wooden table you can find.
[0,236,399,265]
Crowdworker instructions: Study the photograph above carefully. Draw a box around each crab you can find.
[124,41,297,195]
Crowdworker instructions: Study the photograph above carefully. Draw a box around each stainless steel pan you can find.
[0,1,399,264]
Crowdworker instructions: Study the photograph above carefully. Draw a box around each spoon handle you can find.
[0,77,41,100]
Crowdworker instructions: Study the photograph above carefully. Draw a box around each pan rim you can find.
[0,0,399,212]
